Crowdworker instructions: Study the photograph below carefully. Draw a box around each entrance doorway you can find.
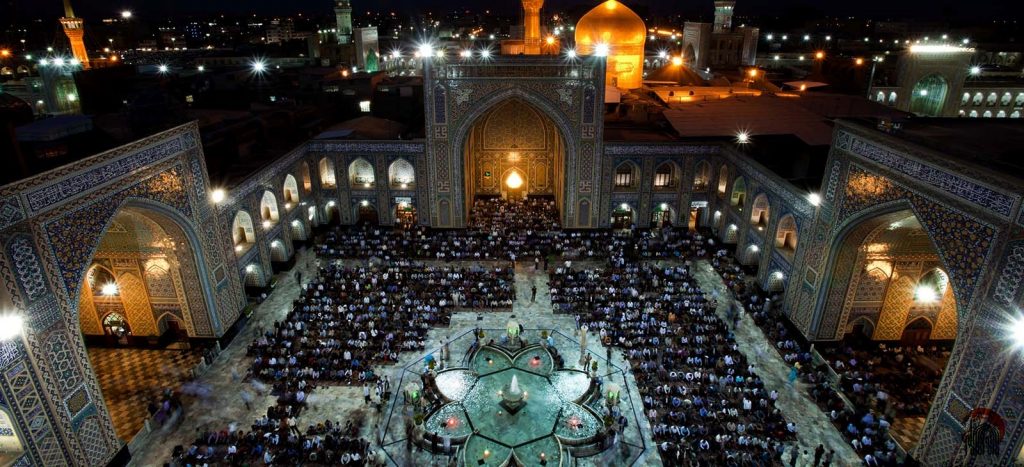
[357,203,379,225]
[901,318,933,345]
[501,169,527,202]
[612,205,634,229]
[651,204,674,228]
[395,202,416,228]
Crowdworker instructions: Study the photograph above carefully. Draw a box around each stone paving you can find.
[689,261,862,467]
[128,249,862,467]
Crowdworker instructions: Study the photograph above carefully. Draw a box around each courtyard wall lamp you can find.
[0,314,24,341]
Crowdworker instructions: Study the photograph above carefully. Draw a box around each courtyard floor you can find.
[87,346,204,441]
[128,250,863,466]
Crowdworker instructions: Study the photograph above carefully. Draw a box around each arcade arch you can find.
[613,161,640,191]
[282,174,299,206]
[653,162,679,190]
[349,158,376,188]
[319,157,337,188]
[750,193,770,228]
[717,165,728,196]
[694,161,711,191]
[774,214,798,257]
[730,177,747,208]
[300,162,312,192]
[388,159,416,189]
[231,211,256,254]
[260,191,280,226]
[909,74,948,117]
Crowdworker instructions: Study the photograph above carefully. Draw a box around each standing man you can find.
[531,284,537,303]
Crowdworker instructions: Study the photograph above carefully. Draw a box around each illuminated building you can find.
[59,0,90,69]
[575,0,647,89]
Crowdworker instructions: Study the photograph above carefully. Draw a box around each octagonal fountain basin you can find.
[550,370,593,403]
[512,348,554,374]
[423,403,473,441]
[421,344,603,466]
[472,346,513,376]
[435,369,475,402]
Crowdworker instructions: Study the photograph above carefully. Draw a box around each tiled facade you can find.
[0,60,1023,466]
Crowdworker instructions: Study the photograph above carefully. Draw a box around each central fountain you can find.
[390,332,644,467]
[499,374,527,414]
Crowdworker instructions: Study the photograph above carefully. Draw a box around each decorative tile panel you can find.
[836,129,1018,218]
[24,135,192,214]
[992,242,1024,306]
[0,196,26,230]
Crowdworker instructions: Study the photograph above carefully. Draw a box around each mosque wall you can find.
[423,56,607,229]
[787,120,1024,466]
[702,146,816,297]
[0,122,242,466]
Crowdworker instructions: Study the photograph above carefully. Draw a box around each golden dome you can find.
[575,0,647,89]
[575,0,647,49]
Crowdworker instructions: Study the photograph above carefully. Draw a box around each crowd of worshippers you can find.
[805,377,906,466]
[317,204,714,263]
[468,197,561,231]
[720,264,921,466]
[167,415,378,466]
[550,263,798,466]
[247,262,515,388]
[819,342,949,419]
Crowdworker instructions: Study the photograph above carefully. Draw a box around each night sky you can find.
[11,0,1023,21]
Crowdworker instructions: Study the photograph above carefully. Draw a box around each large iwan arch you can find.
[0,124,243,465]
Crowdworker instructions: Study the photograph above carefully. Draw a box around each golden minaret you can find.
[59,0,90,69]
[522,0,544,55]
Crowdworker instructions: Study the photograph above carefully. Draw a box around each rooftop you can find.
[662,94,836,145]
[858,118,1024,183]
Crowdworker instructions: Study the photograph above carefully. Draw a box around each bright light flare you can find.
[505,171,524,189]
[121,10,133,19]
[0,314,24,341]
[1007,315,1024,350]
[210,189,226,203]
[807,193,822,206]
[251,60,267,73]
[594,43,609,57]
[735,131,750,144]
[671,56,683,66]
[914,285,938,302]
[101,282,119,296]
[0,313,22,340]
[417,43,434,58]
[909,44,973,54]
